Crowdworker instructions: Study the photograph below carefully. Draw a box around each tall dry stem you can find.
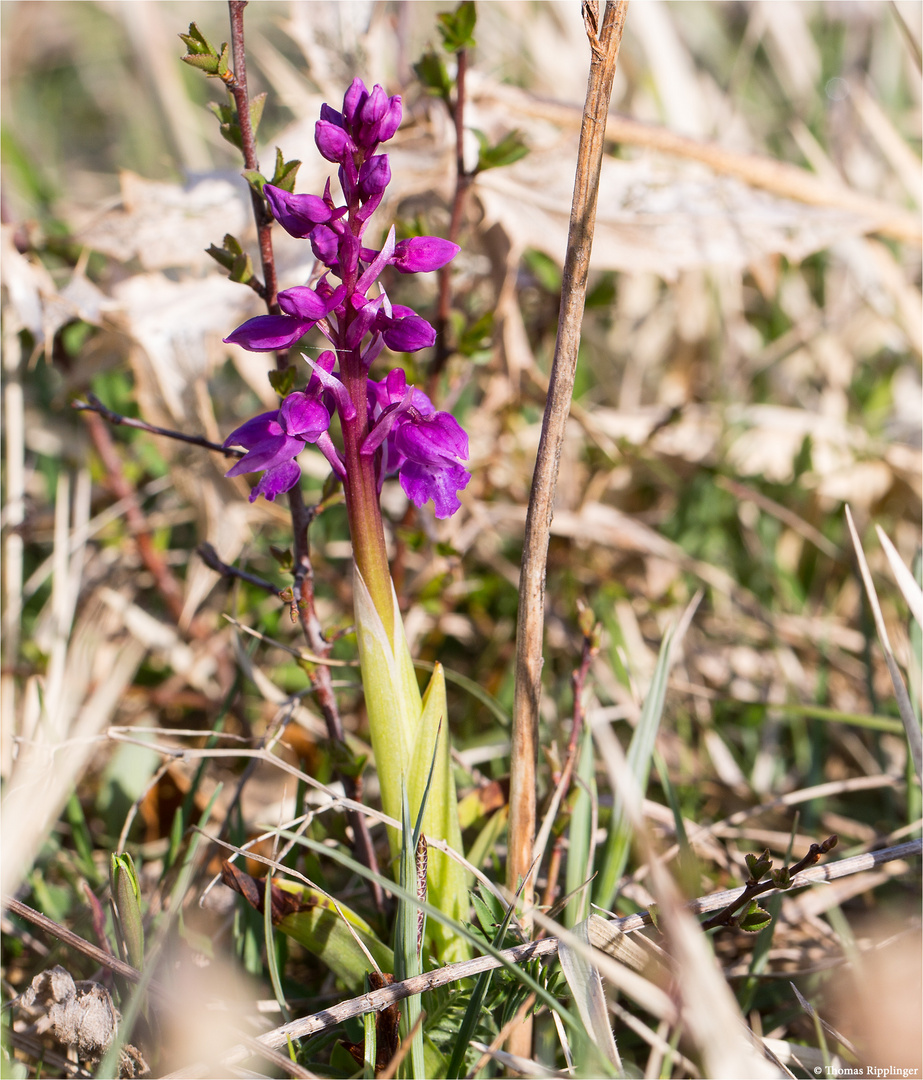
[507,0,628,1061]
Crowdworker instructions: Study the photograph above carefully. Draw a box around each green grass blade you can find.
[565,729,596,929]
[264,870,291,1025]
[414,659,511,728]
[445,884,524,1079]
[594,624,676,910]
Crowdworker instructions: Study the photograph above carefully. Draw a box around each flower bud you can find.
[391,236,459,274]
[382,313,436,353]
[315,120,356,163]
[264,184,334,238]
[358,155,391,199]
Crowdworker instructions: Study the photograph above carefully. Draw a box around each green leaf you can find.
[271,148,302,192]
[745,849,773,881]
[277,886,394,991]
[771,866,793,890]
[110,852,145,970]
[474,129,529,173]
[738,902,772,934]
[437,1,477,52]
[206,234,253,284]
[564,730,596,928]
[268,367,297,399]
[179,23,219,58]
[413,51,453,100]
[264,873,291,1024]
[216,42,230,80]
[413,658,510,728]
[181,52,221,75]
[208,102,242,151]
[249,93,267,140]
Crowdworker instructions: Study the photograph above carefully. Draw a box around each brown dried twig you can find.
[72,394,242,458]
[699,835,839,932]
[224,0,279,310]
[508,0,629,933]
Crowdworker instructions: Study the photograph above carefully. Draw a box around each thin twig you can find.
[197,542,280,594]
[226,0,278,310]
[72,394,243,458]
[699,835,839,931]
[80,408,187,624]
[508,0,628,940]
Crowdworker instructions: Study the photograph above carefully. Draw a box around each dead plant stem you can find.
[227,0,278,310]
[506,8,626,1063]
[507,0,628,935]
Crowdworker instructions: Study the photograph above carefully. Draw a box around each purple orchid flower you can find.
[365,368,471,518]
[224,392,332,502]
[223,77,470,522]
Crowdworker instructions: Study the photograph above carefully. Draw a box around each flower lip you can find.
[224,314,312,352]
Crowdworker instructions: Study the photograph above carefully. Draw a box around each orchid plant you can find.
[222,78,470,963]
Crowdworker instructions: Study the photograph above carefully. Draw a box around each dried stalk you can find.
[506,8,626,1062]
[507,0,628,931]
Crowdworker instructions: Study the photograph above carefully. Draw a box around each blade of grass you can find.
[595,592,701,910]
[414,659,511,728]
[445,881,528,1079]
[557,916,621,1074]
[594,626,673,910]
[564,729,596,928]
[264,864,292,1025]
[876,524,923,628]
[846,505,922,779]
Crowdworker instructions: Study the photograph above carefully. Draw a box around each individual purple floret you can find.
[224,390,332,502]
[223,77,469,521]
[366,368,471,518]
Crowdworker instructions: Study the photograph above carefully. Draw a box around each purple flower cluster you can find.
[223,79,470,519]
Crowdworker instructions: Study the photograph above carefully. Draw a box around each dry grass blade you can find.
[556,917,622,1072]
[845,505,923,778]
[875,524,923,629]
